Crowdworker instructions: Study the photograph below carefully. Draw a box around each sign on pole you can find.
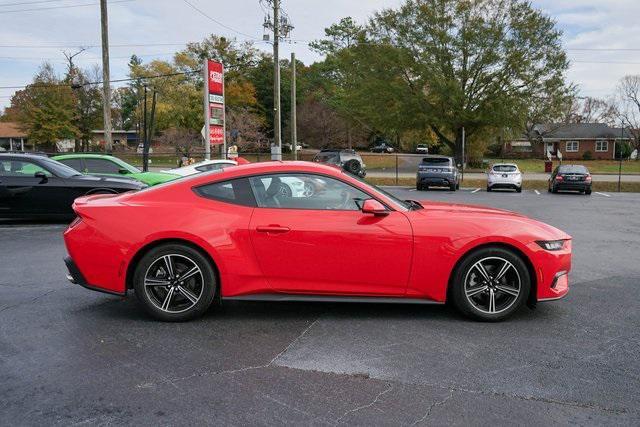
[203,59,225,159]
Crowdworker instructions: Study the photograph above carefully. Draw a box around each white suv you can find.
[487,163,522,193]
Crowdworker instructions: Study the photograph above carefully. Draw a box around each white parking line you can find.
[595,192,611,197]
[408,189,416,192]
[534,190,540,195]
[471,188,481,193]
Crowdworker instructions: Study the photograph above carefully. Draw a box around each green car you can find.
[52,153,178,186]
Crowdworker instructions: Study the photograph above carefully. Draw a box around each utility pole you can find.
[461,127,465,183]
[272,0,281,160]
[142,85,148,171]
[291,51,297,160]
[618,124,623,192]
[100,0,113,152]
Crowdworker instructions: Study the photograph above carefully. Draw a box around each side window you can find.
[194,178,255,207]
[195,163,225,172]
[84,158,121,174]
[249,174,370,211]
[0,160,52,177]
[58,158,84,172]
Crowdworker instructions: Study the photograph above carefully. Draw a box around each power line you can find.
[181,0,259,40]
[0,0,132,13]
[0,0,84,6]
[0,69,201,90]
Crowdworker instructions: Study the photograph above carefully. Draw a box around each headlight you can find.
[536,240,566,251]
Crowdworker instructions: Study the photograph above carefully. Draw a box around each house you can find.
[91,129,139,148]
[0,122,27,151]
[507,123,632,160]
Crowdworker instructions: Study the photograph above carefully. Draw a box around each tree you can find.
[6,63,79,150]
[158,127,200,161]
[314,0,571,162]
[615,75,640,159]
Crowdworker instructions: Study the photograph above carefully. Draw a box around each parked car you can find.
[416,156,460,191]
[371,142,394,153]
[487,163,522,193]
[415,144,429,154]
[52,153,178,186]
[64,161,571,322]
[548,165,592,195]
[162,159,238,177]
[312,149,366,178]
[0,153,145,219]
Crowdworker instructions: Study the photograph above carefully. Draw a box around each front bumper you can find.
[525,240,572,301]
[64,256,125,296]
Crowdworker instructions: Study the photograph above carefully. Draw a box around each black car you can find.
[0,153,147,219]
[312,149,367,177]
[548,164,592,195]
[416,156,461,191]
[371,142,394,153]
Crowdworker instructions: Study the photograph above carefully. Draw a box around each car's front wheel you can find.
[450,247,530,321]
[133,244,217,321]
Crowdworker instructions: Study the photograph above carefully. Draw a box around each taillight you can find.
[585,175,592,182]
[555,175,564,181]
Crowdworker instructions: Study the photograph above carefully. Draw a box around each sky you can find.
[1,0,640,110]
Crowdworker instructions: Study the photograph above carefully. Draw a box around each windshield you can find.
[422,158,451,165]
[559,165,588,174]
[492,165,517,172]
[41,157,84,178]
[350,174,410,210]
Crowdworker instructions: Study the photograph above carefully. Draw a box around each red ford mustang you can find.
[63,161,571,322]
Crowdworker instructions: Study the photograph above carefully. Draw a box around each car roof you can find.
[0,152,47,160]
[168,161,347,187]
[52,153,114,160]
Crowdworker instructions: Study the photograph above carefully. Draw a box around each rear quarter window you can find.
[194,178,255,207]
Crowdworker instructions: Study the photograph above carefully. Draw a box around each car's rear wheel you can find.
[516,186,522,193]
[486,186,492,192]
[449,183,456,191]
[450,247,530,321]
[133,244,216,322]
[585,188,592,195]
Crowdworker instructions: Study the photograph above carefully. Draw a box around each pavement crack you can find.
[411,389,454,425]
[268,317,320,365]
[336,383,394,423]
[0,288,58,313]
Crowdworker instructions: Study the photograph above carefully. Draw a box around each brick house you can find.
[0,122,27,151]
[507,123,632,160]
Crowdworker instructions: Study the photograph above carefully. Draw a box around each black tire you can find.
[449,246,531,322]
[585,188,592,195]
[416,184,422,191]
[86,188,117,195]
[449,183,456,191]
[486,186,492,192]
[516,186,522,193]
[551,185,558,194]
[456,183,460,190]
[133,244,217,322]
[343,159,362,176]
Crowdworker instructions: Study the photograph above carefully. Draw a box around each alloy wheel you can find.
[143,254,204,314]
[464,256,521,314]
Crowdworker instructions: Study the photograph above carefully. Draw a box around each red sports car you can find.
[63,161,571,322]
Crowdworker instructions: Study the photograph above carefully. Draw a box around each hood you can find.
[413,200,570,241]
[419,200,522,217]
[131,171,179,184]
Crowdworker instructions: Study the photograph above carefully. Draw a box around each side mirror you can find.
[34,171,48,183]
[118,168,129,175]
[361,199,388,216]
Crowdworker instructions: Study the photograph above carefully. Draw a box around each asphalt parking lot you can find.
[1,188,639,425]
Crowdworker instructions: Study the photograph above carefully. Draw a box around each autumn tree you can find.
[314,0,571,162]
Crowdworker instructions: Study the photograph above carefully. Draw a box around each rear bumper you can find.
[554,182,591,191]
[488,182,521,190]
[64,256,125,296]
[417,173,457,187]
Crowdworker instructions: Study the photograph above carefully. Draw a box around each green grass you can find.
[472,158,640,174]
[366,177,640,193]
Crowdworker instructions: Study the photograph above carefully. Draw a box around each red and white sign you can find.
[204,60,225,146]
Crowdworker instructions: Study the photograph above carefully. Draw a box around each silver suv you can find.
[416,156,460,191]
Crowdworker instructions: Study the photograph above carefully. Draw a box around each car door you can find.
[0,158,68,215]
[248,173,413,296]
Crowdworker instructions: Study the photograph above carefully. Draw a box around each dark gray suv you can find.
[416,156,460,191]
[312,149,367,178]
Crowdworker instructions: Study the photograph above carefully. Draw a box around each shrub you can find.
[582,150,593,160]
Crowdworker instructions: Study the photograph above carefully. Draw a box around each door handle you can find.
[256,225,290,233]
